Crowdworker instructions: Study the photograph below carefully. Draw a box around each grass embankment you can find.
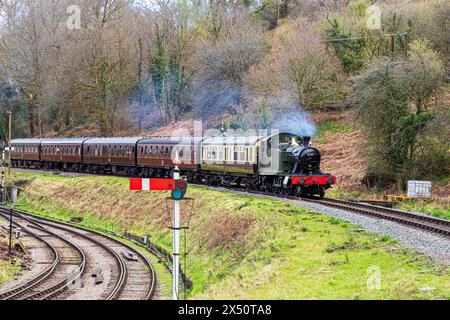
[8,171,450,299]
[0,238,21,288]
[0,261,21,288]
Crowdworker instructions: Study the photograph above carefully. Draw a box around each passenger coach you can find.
[9,131,336,198]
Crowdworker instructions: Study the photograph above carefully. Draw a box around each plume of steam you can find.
[272,109,317,137]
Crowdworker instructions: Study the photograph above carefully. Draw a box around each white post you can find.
[173,166,180,300]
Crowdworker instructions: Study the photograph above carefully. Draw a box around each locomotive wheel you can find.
[319,189,325,199]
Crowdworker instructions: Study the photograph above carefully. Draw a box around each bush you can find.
[352,40,447,187]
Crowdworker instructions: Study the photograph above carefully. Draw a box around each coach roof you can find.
[84,137,143,144]
[41,138,88,145]
[11,139,45,144]
[201,136,262,146]
[138,137,203,145]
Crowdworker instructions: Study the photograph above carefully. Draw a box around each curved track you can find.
[0,207,156,300]
[243,189,450,238]
[0,210,85,300]
[302,197,450,237]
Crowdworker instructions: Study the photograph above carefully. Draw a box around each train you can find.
[9,131,336,198]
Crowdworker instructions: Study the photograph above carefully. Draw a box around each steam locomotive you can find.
[9,131,336,197]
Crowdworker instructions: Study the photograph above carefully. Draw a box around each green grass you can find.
[316,120,357,141]
[395,201,450,221]
[0,257,21,288]
[326,186,450,221]
[7,170,450,299]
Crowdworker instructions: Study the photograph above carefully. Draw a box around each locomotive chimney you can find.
[302,136,311,148]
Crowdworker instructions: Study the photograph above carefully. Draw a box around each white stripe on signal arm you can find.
[142,179,150,191]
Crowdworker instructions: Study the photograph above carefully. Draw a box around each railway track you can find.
[0,210,85,300]
[301,198,450,237]
[0,214,60,300]
[10,168,449,253]
[242,189,450,238]
[0,207,156,300]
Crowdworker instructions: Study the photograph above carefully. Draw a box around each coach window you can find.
[218,146,224,161]
[249,147,255,163]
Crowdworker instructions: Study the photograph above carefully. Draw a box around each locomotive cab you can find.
[258,132,303,175]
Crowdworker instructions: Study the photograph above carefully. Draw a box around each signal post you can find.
[130,167,188,300]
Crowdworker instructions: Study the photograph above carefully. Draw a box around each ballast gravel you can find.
[212,187,450,265]
[294,199,450,265]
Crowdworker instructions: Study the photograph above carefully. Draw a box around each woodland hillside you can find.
[0,0,448,189]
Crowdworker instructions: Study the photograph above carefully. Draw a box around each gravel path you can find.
[210,187,450,265]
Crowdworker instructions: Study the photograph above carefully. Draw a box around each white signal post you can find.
[172,166,180,300]
[129,163,186,301]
